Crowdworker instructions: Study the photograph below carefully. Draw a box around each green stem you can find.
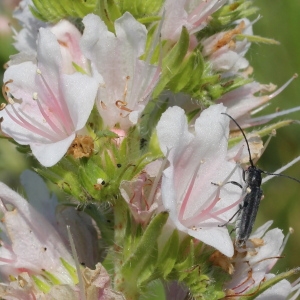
[113,200,140,299]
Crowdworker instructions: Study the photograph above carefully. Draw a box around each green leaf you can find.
[121,212,169,279]
[156,230,179,279]
[168,50,204,94]
[30,0,97,22]
[153,27,190,98]
[98,0,122,32]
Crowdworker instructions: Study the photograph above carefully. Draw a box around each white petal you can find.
[20,170,57,225]
[30,134,75,167]
[187,227,234,257]
[61,73,98,130]
[254,278,292,300]
[156,106,193,156]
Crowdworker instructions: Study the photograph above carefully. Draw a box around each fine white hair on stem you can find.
[67,225,86,300]
[262,155,300,184]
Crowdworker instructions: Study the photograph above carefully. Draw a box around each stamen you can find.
[249,106,300,124]
[2,79,13,102]
[115,76,133,112]
[115,100,132,112]
[36,69,74,134]
[207,190,247,222]
[279,227,294,256]
[33,94,66,137]
[290,284,300,300]
[178,161,203,222]
[6,105,58,140]
[265,74,298,101]
[262,155,300,184]
[184,163,244,226]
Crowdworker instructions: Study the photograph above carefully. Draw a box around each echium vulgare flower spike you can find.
[1,27,98,167]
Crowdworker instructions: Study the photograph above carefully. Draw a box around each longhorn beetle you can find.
[221,112,300,247]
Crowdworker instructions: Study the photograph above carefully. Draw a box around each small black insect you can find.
[222,112,300,247]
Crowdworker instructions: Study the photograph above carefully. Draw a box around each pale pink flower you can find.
[253,279,292,300]
[19,170,100,269]
[0,16,11,35]
[201,19,252,75]
[0,170,116,299]
[120,160,162,225]
[12,0,87,75]
[0,175,75,285]
[80,13,160,130]
[161,0,226,44]
[226,221,293,299]
[217,75,298,129]
[12,0,46,54]
[49,20,89,74]
[1,27,98,167]
[156,104,243,257]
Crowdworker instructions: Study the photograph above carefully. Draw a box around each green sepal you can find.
[156,230,179,279]
[95,130,120,139]
[35,157,85,201]
[137,16,161,25]
[30,0,97,23]
[114,0,163,22]
[168,50,205,94]
[97,0,122,33]
[241,268,300,300]
[207,1,259,29]
[193,73,253,106]
[235,34,280,45]
[32,275,51,293]
[78,160,109,199]
[137,244,159,288]
[121,212,168,277]
[140,99,169,150]
[152,27,190,98]
[173,239,196,282]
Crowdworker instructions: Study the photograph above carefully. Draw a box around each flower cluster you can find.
[0,0,300,299]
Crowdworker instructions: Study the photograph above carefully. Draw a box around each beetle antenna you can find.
[262,171,300,183]
[221,112,254,167]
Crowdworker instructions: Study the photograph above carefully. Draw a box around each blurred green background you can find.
[0,0,300,294]
[250,0,300,274]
